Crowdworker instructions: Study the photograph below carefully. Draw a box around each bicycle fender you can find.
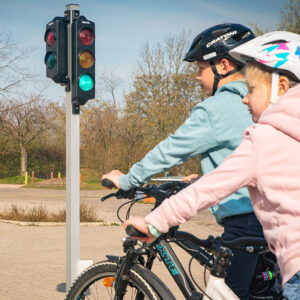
[106,255,120,262]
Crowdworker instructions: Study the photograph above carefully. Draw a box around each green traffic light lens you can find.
[45,52,56,69]
[78,74,94,91]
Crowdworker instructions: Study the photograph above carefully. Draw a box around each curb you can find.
[0,219,122,227]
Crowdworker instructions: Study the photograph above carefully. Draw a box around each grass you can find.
[0,202,99,223]
[0,176,43,184]
[22,181,103,190]
[0,169,105,190]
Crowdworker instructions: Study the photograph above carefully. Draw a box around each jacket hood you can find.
[259,84,300,141]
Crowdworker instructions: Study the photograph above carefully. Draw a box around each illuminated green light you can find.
[46,53,56,69]
[78,74,94,91]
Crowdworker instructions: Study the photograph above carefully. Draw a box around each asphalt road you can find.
[0,186,222,300]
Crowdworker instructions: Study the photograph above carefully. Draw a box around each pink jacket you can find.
[145,84,300,285]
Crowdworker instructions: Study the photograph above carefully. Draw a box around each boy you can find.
[103,24,261,299]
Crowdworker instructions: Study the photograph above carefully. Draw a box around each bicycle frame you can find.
[153,236,239,300]
[100,181,280,300]
[203,275,239,300]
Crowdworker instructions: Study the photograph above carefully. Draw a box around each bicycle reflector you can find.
[103,276,115,287]
[72,16,95,107]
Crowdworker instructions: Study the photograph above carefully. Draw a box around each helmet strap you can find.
[209,61,242,95]
[270,72,279,105]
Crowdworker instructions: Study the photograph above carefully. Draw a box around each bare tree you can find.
[0,32,35,100]
[125,31,203,149]
[0,95,52,176]
[251,0,300,35]
[277,0,300,34]
[97,68,123,110]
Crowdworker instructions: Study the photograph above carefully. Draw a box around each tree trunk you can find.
[20,144,27,176]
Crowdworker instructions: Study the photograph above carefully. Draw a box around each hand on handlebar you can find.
[124,217,157,244]
[101,170,124,189]
[182,174,200,183]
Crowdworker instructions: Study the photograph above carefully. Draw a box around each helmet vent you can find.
[212,28,229,38]
[262,40,288,46]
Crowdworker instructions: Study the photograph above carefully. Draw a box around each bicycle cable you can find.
[117,199,136,223]
[204,266,208,286]
[188,253,213,300]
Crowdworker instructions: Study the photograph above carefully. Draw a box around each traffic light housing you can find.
[44,17,68,84]
[72,16,95,106]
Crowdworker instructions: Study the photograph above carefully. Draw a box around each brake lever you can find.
[101,193,117,201]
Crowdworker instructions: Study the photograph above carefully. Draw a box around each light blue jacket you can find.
[119,80,254,223]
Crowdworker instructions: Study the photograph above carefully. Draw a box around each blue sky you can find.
[0,0,283,102]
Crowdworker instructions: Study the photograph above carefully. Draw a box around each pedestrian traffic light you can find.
[44,17,68,85]
[72,16,95,106]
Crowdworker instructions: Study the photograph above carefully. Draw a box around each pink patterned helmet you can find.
[229,31,300,82]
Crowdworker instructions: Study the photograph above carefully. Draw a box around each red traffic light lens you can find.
[79,28,94,46]
[46,30,56,47]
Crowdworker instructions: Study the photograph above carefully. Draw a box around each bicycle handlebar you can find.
[101,179,269,250]
[100,179,171,205]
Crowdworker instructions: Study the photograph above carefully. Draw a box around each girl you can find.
[125,31,300,300]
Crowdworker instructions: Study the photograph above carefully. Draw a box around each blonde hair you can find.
[244,62,272,85]
[244,62,297,88]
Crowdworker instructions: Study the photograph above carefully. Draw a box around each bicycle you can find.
[65,180,282,300]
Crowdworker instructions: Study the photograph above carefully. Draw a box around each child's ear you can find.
[219,58,231,74]
[278,76,290,96]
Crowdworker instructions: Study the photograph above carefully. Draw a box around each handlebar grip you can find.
[126,225,147,237]
[101,179,116,188]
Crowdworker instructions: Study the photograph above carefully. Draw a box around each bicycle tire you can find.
[65,260,175,300]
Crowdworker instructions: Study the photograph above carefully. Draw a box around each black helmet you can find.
[184,23,255,64]
[184,23,255,95]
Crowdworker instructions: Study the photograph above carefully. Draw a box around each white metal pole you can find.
[65,3,80,291]
[65,4,92,291]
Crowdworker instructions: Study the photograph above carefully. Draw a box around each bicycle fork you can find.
[113,248,137,300]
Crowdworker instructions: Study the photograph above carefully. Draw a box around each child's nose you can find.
[243,95,249,104]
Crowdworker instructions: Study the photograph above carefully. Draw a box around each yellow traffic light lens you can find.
[79,51,94,69]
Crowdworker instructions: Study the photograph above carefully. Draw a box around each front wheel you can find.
[65,260,173,300]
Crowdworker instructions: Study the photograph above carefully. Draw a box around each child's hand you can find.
[101,170,124,189]
[182,174,200,183]
[124,217,157,244]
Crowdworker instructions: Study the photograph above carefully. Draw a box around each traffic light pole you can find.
[65,4,92,291]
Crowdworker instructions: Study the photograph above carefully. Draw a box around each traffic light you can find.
[44,17,68,84]
[72,16,95,106]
